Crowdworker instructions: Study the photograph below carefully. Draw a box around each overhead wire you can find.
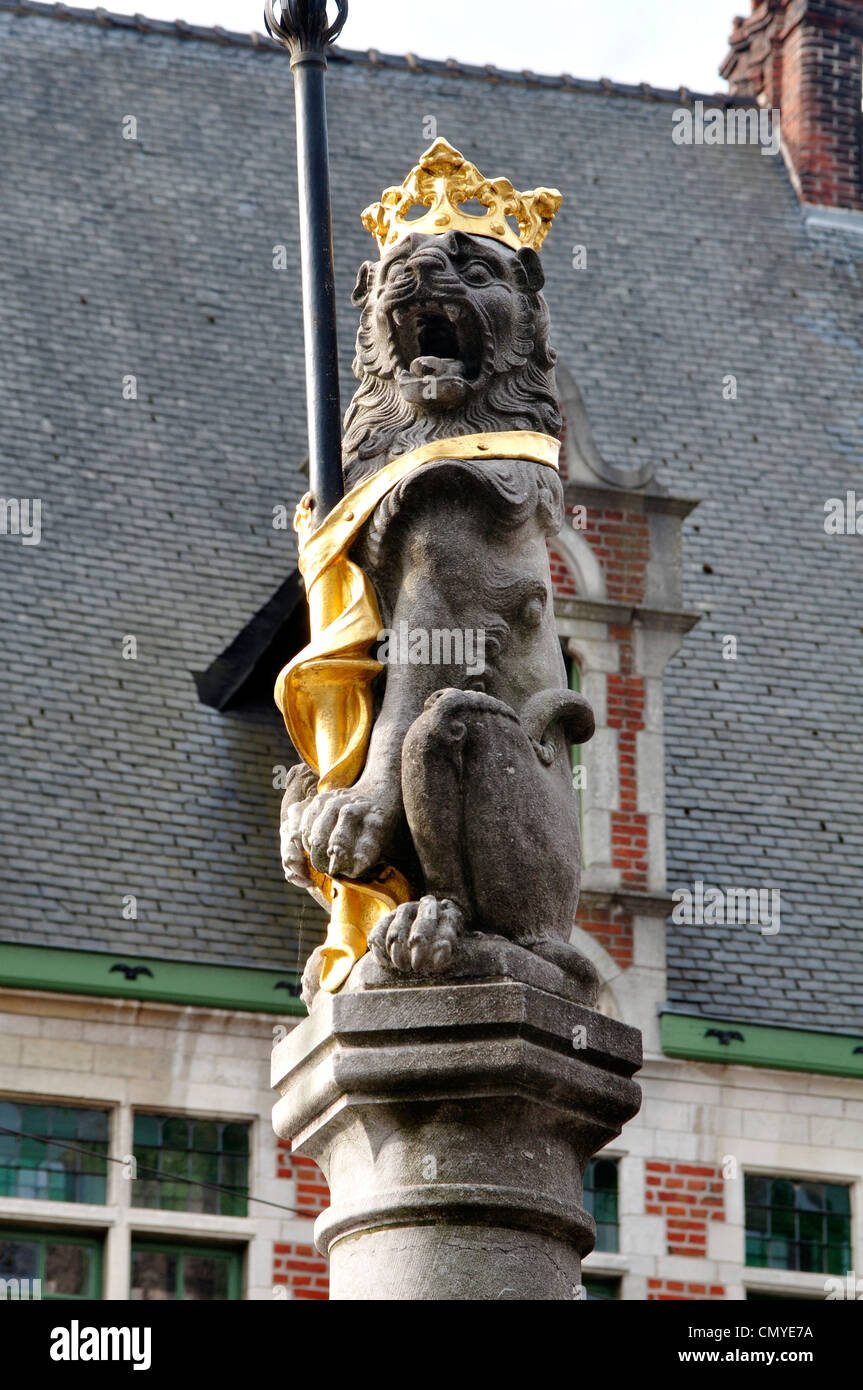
[0,1125,313,1220]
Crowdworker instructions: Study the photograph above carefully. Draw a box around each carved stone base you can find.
[271,942,642,1301]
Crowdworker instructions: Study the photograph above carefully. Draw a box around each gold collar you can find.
[295,429,560,587]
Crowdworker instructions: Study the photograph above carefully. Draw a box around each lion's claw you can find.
[368,895,464,975]
[297,786,398,881]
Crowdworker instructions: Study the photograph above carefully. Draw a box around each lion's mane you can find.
[341,233,563,489]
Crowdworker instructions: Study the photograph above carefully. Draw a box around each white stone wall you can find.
[3,987,861,1302]
[0,988,309,1301]
[584,1055,863,1301]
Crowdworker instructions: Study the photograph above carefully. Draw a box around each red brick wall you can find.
[776,6,863,210]
[551,503,650,606]
[576,902,633,969]
[549,546,578,597]
[550,525,639,968]
[723,0,863,211]
[608,625,648,893]
[273,1242,329,1300]
[276,1140,330,1219]
[274,1144,331,1299]
[647,1278,726,1301]
[645,1160,725,1256]
[583,509,650,897]
[551,503,652,949]
[586,508,648,606]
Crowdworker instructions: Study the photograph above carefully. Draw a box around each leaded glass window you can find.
[0,1100,108,1204]
[132,1113,249,1217]
[745,1175,851,1274]
[584,1157,619,1253]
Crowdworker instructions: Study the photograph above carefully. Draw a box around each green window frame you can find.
[0,1227,103,1299]
[746,1289,824,1301]
[130,1239,243,1301]
[132,1112,250,1217]
[582,1275,621,1300]
[563,651,584,776]
[0,1099,109,1205]
[745,1174,852,1275]
[584,1157,619,1253]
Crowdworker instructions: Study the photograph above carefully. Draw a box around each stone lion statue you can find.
[280,223,597,1004]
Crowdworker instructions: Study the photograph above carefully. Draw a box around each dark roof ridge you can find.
[1,0,748,106]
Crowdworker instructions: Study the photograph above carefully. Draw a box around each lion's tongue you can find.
[409,355,465,380]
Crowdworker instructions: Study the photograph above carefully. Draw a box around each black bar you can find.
[291,51,343,520]
[265,1,348,525]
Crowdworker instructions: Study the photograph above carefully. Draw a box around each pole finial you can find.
[264,0,348,56]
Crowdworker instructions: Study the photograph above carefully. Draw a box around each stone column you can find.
[272,941,641,1301]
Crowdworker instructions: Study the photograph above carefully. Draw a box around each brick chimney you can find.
[721,0,863,212]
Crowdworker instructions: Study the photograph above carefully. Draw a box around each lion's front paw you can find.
[301,786,398,881]
[280,763,319,893]
[368,895,464,974]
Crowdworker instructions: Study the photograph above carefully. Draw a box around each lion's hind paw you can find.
[368,895,464,975]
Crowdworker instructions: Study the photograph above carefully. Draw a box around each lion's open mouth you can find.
[389,301,482,401]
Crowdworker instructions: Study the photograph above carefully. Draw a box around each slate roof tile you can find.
[1,4,861,1029]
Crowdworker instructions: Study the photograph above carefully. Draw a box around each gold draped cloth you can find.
[275,429,561,992]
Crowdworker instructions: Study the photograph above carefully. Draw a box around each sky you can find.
[67,0,744,93]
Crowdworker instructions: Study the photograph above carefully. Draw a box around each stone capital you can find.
[272,946,642,1300]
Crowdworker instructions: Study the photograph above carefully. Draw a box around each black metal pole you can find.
[265,0,347,522]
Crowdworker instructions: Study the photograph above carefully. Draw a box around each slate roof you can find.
[1,2,861,1027]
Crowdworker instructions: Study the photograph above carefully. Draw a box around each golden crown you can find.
[361,138,562,257]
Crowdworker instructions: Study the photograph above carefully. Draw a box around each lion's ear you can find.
[351,261,376,308]
[449,230,475,258]
[516,246,545,292]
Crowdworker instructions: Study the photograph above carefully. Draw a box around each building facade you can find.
[1,0,862,1301]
